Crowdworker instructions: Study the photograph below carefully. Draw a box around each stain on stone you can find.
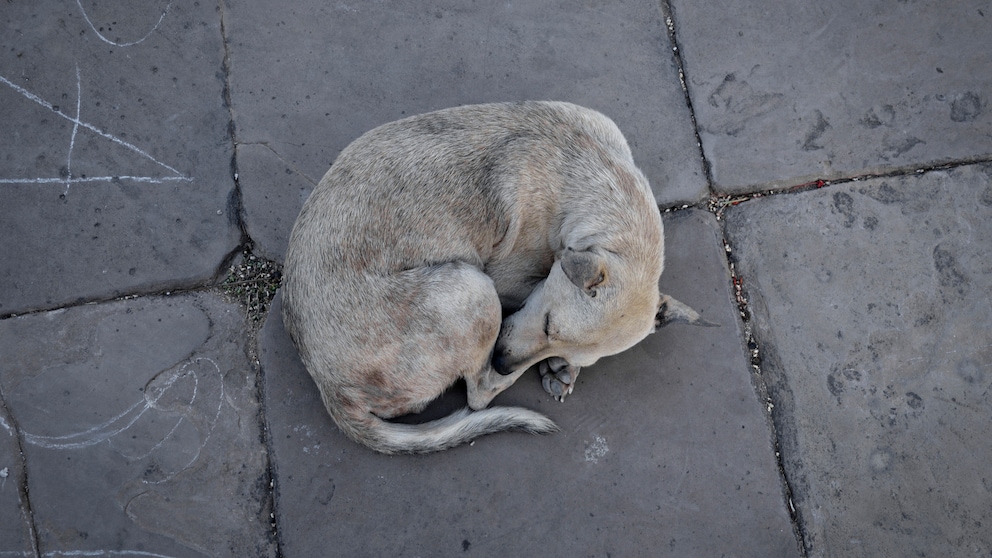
[979,186,992,207]
[905,392,923,410]
[913,312,936,327]
[832,192,857,227]
[827,373,845,397]
[882,134,924,158]
[950,91,982,122]
[705,74,785,136]
[860,104,895,128]
[863,215,879,231]
[868,331,899,363]
[318,482,336,506]
[932,245,969,297]
[816,266,833,283]
[827,367,862,402]
[707,73,737,108]
[956,358,985,385]
[802,110,830,151]
[865,181,906,204]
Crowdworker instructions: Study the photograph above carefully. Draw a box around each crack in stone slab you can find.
[216,3,283,555]
[659,0,716,195]
[0,385,41,558]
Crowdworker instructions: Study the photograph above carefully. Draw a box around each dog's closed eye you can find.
[543,313,554,339]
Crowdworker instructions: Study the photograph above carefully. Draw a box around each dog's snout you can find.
[491,349,515,376]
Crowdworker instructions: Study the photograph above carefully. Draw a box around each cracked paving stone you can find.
[225,0,708,261]
[671,0,992,192]
[0,397,35,555]
[0,0,240,316]
[0,293,276,557]
[724,164,992,557]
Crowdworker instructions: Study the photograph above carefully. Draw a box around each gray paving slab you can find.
[225,0,709,261]
[670,0,992,192]
[0,404,33,555]
[0,293,275,557]
[261,210,798,557]
[724,164,992,556]
[0,0,240,316]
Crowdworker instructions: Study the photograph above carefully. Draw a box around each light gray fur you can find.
[282,101,710,454]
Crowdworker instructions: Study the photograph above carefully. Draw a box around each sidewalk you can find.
[2,1,990,556]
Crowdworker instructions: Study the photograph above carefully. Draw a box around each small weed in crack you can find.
[222,249,282,322]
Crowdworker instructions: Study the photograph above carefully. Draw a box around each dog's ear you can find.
[655,293,720,329]
[560,248,606,295]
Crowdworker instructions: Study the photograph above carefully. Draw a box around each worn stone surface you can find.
[0,401,33,555]
[671,0,992,192]
[261,210,798,557]
[0,293,275,557]
[724,165,992,557]
[225,0,709,261]
[0,0,240,316]
[4,1,992,556]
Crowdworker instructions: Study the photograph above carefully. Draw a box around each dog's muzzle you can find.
[491,349,516,376]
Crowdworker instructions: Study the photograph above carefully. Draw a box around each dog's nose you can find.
[491,350,514,376]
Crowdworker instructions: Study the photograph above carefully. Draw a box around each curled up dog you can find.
[281,101,714,454]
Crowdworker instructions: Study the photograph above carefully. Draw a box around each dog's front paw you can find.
[539,357,581,402]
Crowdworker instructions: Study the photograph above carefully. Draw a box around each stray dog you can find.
[282,101,713,454]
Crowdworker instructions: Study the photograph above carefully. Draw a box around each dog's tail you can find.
[335,406,559,455]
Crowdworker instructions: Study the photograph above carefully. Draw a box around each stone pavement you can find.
[1,1,989,556]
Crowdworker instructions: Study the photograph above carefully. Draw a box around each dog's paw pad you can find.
[542,374,566,398]
[539,358,580,402]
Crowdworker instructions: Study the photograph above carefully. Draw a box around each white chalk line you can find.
[64,64,82,196]
[19,358,223,486]
[0,176,193,185]
[138,357,224,485]
[19,359,204,450]
[113,358,224,485]
[113,369,201,462]
[76,0,173,48]
[22,397,148,450]
[0,72,184,175]
[0,71,193,189]
[0,412,13,436]
[0,551,181,558]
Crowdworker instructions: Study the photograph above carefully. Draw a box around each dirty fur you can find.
[282,101,711,454]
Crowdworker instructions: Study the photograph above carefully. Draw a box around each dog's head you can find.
[491,246,715,376]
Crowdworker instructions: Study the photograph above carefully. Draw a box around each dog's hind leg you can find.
[340,262,558,453]
[371,262,507,416]
[408,262,532,412]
